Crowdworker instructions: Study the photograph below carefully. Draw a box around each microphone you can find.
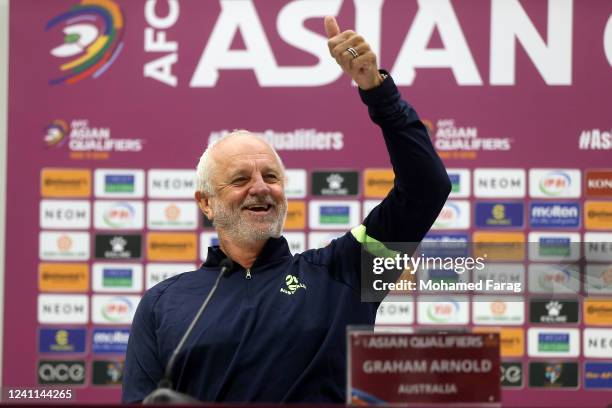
[143,258,234,404]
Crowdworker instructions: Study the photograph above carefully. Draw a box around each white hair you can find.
[196,129,285,196]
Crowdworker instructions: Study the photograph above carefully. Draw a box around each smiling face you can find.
[197,134,287,245]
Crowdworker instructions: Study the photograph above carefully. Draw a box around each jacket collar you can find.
[202,236,291,271]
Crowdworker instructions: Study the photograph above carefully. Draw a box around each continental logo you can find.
[284,201,305,230]
[147,233,197,261]
[585,201,612,229]
[584,299,612,325]
[39,263,89,292]
[41,169,91,197]
[364,169,394,198]
[473,232,525,260]
[473,327,524,357]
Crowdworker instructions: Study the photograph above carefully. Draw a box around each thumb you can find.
[324,16,340,38]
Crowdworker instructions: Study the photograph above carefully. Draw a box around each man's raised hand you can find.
[324,16,384,90]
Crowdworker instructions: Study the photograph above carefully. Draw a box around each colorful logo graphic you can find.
[103,202,135,228]
[44,120,70,147]
[426,300,460,323]
[46,0,124,85]
[539,171,571,196]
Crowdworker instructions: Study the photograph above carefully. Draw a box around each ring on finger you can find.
[346,47,359,59]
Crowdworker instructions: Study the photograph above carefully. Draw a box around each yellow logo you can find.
[492,204,506,220]
[473,232,525,261]
[584,299,612,325]
[147,233,197,261]
[55,330,69,346]
[280,275,307,295]
[41,168,91,197]
[473,327,524,357]
[284,201,306,230]
[585,201,612,229]
[364,169,394,198]
[38,263,89,292]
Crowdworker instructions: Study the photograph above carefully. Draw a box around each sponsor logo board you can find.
[529,169,581,198]
[199,232,219,261]
[363,169,394,198]
[284,169,307,198]
[147,169,196,198]
[586,170,612,197]
[38,263,89,292]
[41,168,91,197]
[432,200,470,230]
[147,201,197,230]
[95,234,141,259]
[284,201,306,230]
[584,299,612,325]
[583,329,612,358]
[528,264,580,294]
[528,232,580,261]
[94,169,144,198]
[528,362,578,388]
[375,297,414,325]
[38,294,88,324]
[308,231,345,249]
[447,168,470,198]
[527,328,579,357]
[501,362,523,388]
[472,297,524,325]
[283,232,305,255]
[417,296,469,325]
[312,171,358,196]
[584,362,612,389]
[92,263,142,292]
[38,360,85,385]
[92,360,124,385]
[309,201,360,230]
[362,200,381,219]
[585,201,612,229]
[147,233,197,261]
[472,232,525,261]
[39,328,86,353]
[585,264,612,295]
[92,328,130,354]
[529,300,579,324]
[91,295,140,324]
[474,263,525,294]
[39,231,89,261]
[94,201,144,229]
[529,202,580,228]
[40,200,90,229]
[146,263,196,289]
[475,202,524,228]
[474,168,525,198]
[583,232,612,262]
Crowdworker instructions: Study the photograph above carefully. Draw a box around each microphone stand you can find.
[143,259,234,404]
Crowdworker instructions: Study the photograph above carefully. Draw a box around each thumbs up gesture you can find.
[324,16,384,90]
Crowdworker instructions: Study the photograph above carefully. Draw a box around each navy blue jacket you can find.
[122,74,451,403]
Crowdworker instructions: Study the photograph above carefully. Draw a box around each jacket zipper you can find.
[245,268,252,279]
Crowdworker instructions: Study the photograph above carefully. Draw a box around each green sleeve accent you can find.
[350,225,398,259]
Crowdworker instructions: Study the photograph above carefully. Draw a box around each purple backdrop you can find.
[5,0,612,405]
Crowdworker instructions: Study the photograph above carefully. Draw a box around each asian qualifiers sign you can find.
[143,0,612,87]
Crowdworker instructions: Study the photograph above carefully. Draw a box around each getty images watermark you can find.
[359,241,607,302]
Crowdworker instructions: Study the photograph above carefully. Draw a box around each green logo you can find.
[280,275,307,295]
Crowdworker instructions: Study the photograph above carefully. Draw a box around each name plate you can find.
[348,332,500,405]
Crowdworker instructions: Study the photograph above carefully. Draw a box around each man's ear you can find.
[195,191,214,221]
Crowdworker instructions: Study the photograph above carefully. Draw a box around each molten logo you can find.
[46,0,124,85]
